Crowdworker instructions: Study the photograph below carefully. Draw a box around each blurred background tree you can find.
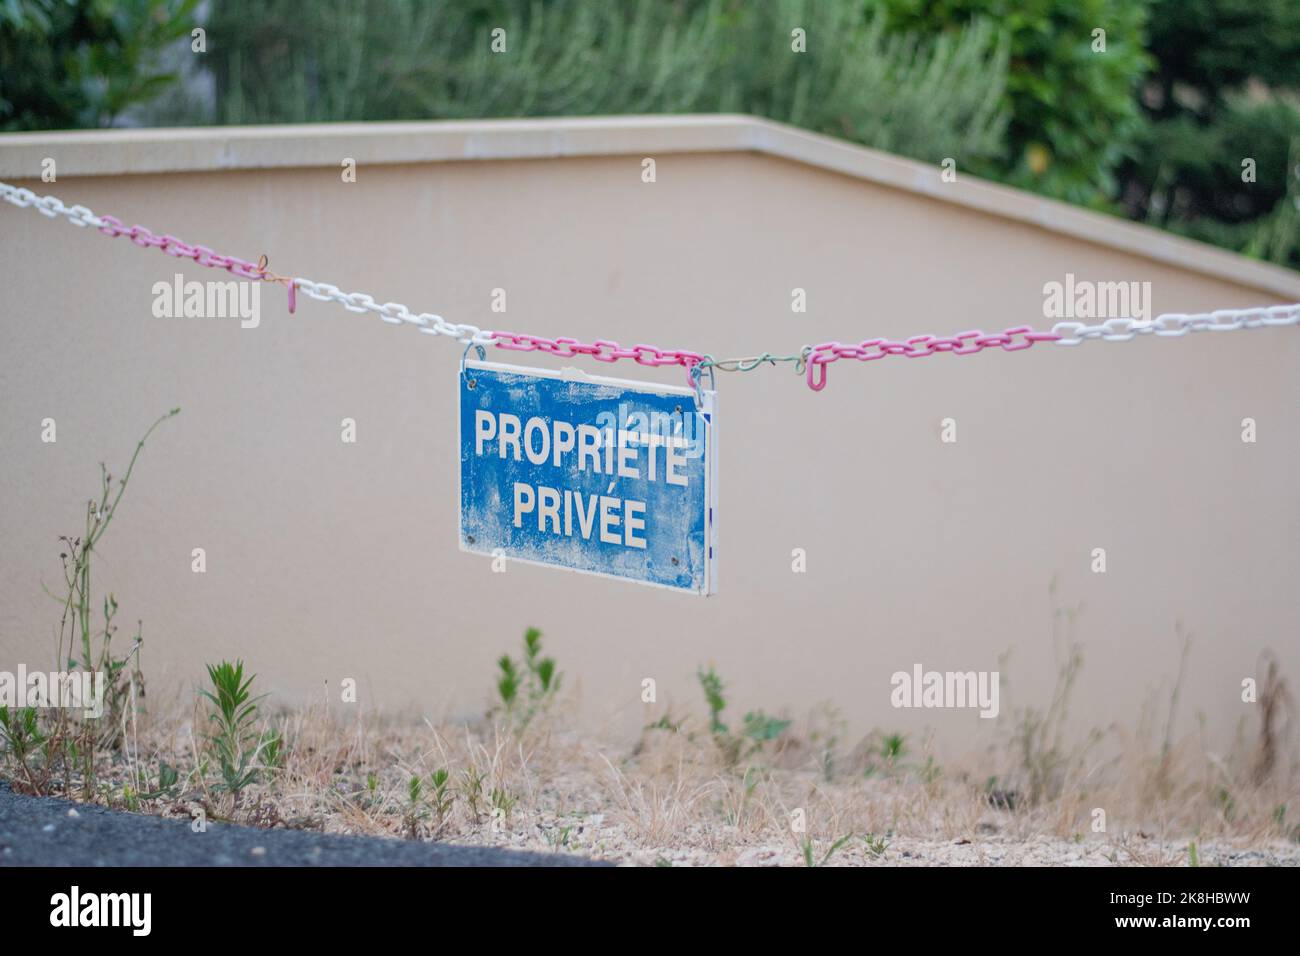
[879,0,1153,208]
[0,0,197,130]
[197,0,1009,165]
[1119,0,1300,267]
[0,0,1295,269]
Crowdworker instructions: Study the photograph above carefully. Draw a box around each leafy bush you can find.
[0,0,198,130]
[202,0,1009,165]
[1121,0,1300,268]
[881,0,1153,205]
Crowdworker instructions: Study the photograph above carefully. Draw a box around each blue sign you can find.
[460,361,717,594]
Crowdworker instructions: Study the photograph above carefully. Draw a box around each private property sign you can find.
[459,361,717,594]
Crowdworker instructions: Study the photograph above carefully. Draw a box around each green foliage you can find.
[0,410,179,797]
[1273,805,1300,843]
[136,761,180,801]
[403,774,424,835]
[862,833,890,857]
[493,626,562,726]
[1145,0,1300,102]
[544,823,573,850]
[698,666,729,736]
[861,730,908,777]
[200,659,271,795]
[0,0,198,130]
[802,833,853,867]
[741,711,792,744]
[881,0,1153,205]
[490,786,516,823]
[5,0,1295,269]
[696,666,790,766]
[429,768,455,826]
[1121,0,1300,268]
[458,766,488,824]
[259,727,283,770]
[201,0,1008,165]
[0,707,47,784]
[57,409,179,757]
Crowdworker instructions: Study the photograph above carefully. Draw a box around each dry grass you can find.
[5,660,1297,868]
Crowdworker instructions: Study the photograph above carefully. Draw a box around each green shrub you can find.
[0,0,198,130]
[1121,0,1300,268]
[202,0,1009,164]
[881,0,1153,205]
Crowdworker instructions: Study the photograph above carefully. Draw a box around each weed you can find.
[741,711,791,745]
[644,713,682,734]
[259,728,283,770]
[429,768,455,828]
[1253,652,1291,786]
[1216,787,1237,823]
[544,824,573,850]
[493,627,562,726]
[806,704,847,782]
[491,786,516,823]
[918,754,942,786]
[136,761,180,801]
[1149,625,1193,798]
[200,660,269,796]
[699,667,728,735]
[862,833,890,858]
[1001,583,1098,805]
[0,707,47,792]
[696,665,790,766]
[985,777,1020,811]
[802,834,853,867]
[860,731,910,778]
[405,775,424,837]
[2,410,178,797]
[1272,805,1300,843]
[459,766,488,824]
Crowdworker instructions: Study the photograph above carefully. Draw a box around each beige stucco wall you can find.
[1,117,1296,753]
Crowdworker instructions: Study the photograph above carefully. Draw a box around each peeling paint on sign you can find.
[459,360,717,594]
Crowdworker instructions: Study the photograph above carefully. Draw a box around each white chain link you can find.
[1050,304,1300,345]
[2,181,107,229]
[2,181,492,344]
[292,277,491,343]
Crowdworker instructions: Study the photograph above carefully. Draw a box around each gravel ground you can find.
[0,784,607,867]
[434,810,1300,866]
[5,783,1295,866]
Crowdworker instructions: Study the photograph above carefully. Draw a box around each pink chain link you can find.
[98,216,269,280]
[804,326,1060,391]
[489,331,706,386]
